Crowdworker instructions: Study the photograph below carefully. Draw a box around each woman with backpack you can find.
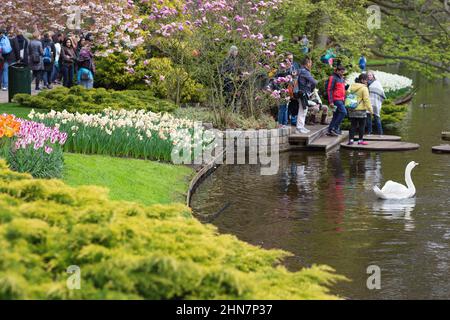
[60,38,76,88]
[0,28,20,91]
[28,31,44,91]
[347,73,373,145]
[41,33,56,89]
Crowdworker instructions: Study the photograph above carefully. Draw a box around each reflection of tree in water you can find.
[283,154,327,201]
[364,153,383,191]
[274,154,328,220]
[347,151,372,183]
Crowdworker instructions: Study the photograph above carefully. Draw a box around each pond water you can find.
[190,66,450,299]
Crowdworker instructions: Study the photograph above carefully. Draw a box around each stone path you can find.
[307,131,349,151]
[0,86,41,103]
[432,145,450,154]
[340,140,420,151]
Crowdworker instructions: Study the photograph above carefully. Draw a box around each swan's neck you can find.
[405,166,416,194]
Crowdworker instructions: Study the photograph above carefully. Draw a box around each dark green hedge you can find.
[13,86,177,114]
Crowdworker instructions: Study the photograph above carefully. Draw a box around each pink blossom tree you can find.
[0,0,140,50]
[135,0,286,122]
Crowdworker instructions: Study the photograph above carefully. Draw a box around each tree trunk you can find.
[314,14,330,50]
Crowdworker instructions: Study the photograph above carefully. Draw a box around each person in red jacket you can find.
[326,65,347,136]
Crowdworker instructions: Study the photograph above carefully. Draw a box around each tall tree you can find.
[367,0,450,77]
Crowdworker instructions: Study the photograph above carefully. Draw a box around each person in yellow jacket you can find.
[347,73,373,145]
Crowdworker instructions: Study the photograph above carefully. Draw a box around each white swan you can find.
[373,161,419,200]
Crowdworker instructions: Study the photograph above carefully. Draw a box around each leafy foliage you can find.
[0,160,345,299]
[5,144,64,179]
[94,49,205,103]
[368,0,450,78]
[13,86,177,114]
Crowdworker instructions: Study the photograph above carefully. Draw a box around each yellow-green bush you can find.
[0,160,345,299]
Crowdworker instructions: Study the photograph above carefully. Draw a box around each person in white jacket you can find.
[366,70,386,135]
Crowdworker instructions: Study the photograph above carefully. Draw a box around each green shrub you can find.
[143,57,206,104]
[13,86,177,114]
[174,107,277,130]
[0,160,345,299]
[94,50,206,104]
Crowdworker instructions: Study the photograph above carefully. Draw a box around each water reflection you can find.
[372,198,416,231]
[326,152,346,231]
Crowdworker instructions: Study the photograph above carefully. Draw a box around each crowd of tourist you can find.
[272,51,385,145]
[0,28,95,91]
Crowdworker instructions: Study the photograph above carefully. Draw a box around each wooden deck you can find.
[287,124,349,152]
[432,145,450,154]
[340,141,420,151]
[288,124,328,146]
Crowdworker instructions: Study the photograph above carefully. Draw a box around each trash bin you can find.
[8,62,31,103]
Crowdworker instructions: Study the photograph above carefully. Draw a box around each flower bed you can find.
[347,70,413,99]
[29,108,214,162]
[0,114,67,178]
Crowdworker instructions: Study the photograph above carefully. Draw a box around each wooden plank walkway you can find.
[340,141,420,151]
[432,145,450,153]
[364,134,402,141]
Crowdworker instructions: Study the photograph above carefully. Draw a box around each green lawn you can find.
[0,103,34,119]
[366,58,399,66]
[63,153,194,205]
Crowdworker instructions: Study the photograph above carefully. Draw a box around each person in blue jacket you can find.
[77,67,94,89]
[359,55,367,71]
